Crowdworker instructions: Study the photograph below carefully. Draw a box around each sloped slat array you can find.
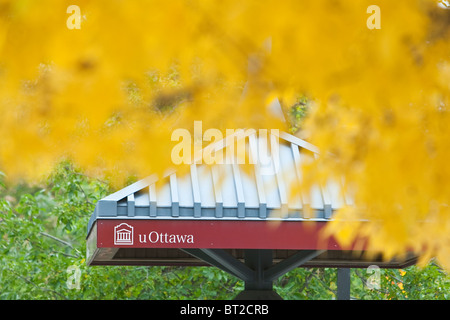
[88,131,350,234]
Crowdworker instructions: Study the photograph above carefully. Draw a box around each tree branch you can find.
[72,171,108,186]
[74,180,94,205]
[298,272,314,293]
[8,268,68,300]
[39,232,73,249]
[310,272,337,296]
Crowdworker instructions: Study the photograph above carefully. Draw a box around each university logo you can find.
[114,223,134,245]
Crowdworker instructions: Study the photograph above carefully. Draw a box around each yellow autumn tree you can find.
[0,0,449,270]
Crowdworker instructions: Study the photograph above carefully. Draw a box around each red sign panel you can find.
[96,219,348,250]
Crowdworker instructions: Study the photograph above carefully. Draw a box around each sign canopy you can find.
[86,129,417,270]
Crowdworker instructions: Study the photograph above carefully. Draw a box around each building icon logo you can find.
[114,223,134,245]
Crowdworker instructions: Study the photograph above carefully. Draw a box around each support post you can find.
[337,268,351,300]
[243,249,273,291]
[234,249,283,300]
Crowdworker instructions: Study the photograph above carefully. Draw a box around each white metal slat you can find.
[197,164,216,208]
[291,143,311,217]
[239,166,260,209]
[155,177,172,208]
[127,194,135,217]
[341,177,355,206]
[232,163,245,218]
[210,165,224,217]
[101,174,158,202]
[248,133,267,218]
[190,164,202,217]
[169,173,179,217]
[258,133,280,210]
[220,162,238,208]
[134,189,149,207]
[328,179,345,211]
[313,153,332,218]
[149,183,157,216]
[298,151,324,214]
[279,142,302,210]
[271,134,288,216]
[176,171,194,208]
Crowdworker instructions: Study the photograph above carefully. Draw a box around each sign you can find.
[95,219,348,250]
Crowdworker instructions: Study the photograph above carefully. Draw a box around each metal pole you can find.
[234,249,283,300]
[337,268,351,300]
[244,249,273,291]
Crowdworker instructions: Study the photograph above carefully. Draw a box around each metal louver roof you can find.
[87,130,352,234]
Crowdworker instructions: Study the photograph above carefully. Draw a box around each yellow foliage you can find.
[0,0,449,270]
